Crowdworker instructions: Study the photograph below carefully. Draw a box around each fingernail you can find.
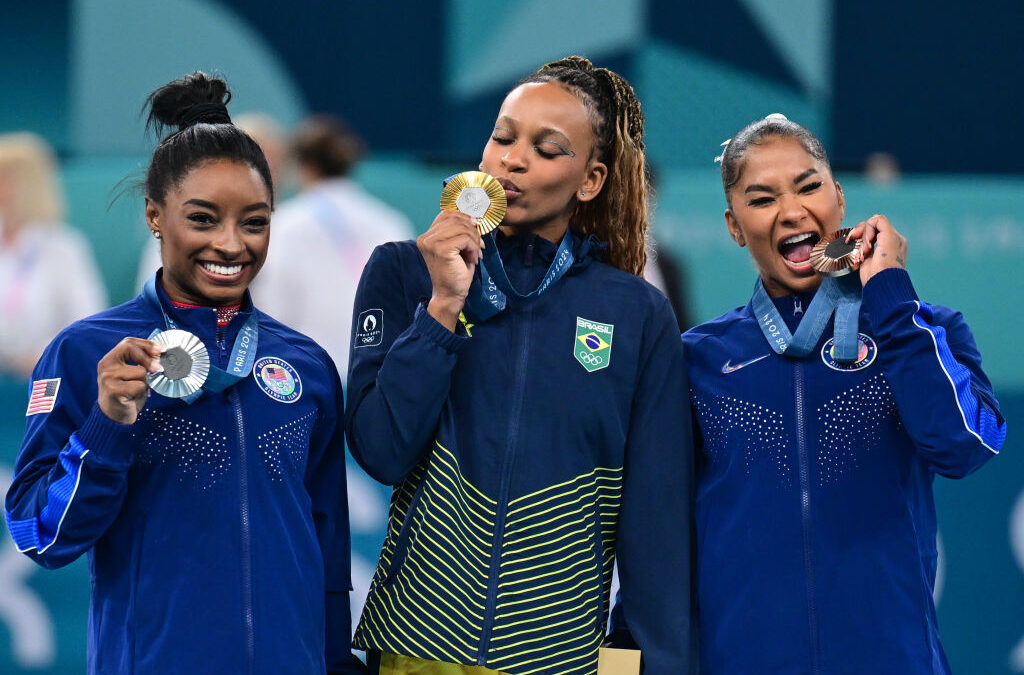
[150,359,164,374]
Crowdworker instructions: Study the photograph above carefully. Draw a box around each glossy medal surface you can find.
[810,227,862,277]
[440,171,507,235]
[147,329,210,398]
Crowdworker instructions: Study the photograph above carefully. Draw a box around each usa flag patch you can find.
[26,378,60,416]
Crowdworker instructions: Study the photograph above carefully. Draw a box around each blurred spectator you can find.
[864,151,901,185]
[643,241,691,332]
[251,115,413,379]
[136,112,292,287]
[0,133,107,376]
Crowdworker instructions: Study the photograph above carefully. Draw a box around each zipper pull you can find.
[524,241,534,267]
[793,298,804,316]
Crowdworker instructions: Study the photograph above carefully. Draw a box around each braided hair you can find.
[519,56,649,276]
[143,71,274,206]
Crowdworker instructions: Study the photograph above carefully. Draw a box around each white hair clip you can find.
[713,139,730,164]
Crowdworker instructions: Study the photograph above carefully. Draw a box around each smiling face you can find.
[146,159,271,306]
[480,81,607,241]
[725,135,845,297]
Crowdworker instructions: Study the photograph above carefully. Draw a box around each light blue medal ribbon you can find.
[752,274,863,362]
[464,228,575,322]
[143,274,259,402]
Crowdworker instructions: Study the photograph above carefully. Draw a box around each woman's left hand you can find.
[847,214,908,285]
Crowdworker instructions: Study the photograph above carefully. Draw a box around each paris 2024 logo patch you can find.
[253,357,302,403]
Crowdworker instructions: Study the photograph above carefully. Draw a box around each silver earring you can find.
[152,231,161,239]
[580,192,586,197]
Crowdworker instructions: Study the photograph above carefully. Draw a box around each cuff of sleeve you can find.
[862,268,918,312]
[75,404,135,470]
[413,302,468,354]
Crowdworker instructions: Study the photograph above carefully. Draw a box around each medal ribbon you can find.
[464,229,575,322]
[752,274,862,361]
[143,274,259,401]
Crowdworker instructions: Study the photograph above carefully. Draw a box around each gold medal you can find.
[810,228,862,277]
[440,171,507,235]
[146,329,210,398]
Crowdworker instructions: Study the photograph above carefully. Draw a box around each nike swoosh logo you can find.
[721,354,770,374]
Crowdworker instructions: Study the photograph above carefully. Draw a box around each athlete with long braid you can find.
[345,57,695,675]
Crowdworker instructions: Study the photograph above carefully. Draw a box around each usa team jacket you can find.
[345,231,695,675]
[4,278,363,674]
[683,269,1005,674]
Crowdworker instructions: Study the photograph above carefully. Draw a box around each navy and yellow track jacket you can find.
[5,278,363,674]
[346,231,695,675]
[684,269,1005,674]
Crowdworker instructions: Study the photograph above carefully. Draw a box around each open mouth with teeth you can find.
[199,261,244,278]
[778,232,821,267]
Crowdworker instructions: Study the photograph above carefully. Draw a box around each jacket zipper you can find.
[222,330,255,674]
[795,362,820,674]
[477,306,532,664]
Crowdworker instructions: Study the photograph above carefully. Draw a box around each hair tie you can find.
[178,102,232,129]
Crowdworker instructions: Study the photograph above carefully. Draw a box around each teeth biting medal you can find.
[810,228,862,277]
[440,171,507,235]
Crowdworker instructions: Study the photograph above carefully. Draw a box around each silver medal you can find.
[146,329,210,398]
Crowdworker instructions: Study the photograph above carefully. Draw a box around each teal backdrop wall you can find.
[1,0,1021,673]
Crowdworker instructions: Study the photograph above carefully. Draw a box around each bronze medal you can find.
[810,227,862,277]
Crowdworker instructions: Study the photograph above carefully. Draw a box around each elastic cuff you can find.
[862,268,918,312]
[75,404,135,470]
[413,303,468,354]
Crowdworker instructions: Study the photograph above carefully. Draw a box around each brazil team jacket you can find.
[345,230,695,675]
[4,277,363,675]
[683,269,1005,674]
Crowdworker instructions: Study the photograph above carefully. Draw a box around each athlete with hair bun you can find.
[4,72,364,674]
[681,114,1005,673]
[346,56,695,674]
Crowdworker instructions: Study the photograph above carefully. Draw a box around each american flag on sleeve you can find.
[26,378,61,416]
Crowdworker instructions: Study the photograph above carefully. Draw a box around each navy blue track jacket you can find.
[346,231,695,675]
[684,269,1005,674]
[5,277,363,674]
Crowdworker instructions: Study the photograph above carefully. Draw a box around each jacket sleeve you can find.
[345,244,468,485]
[306,358,365,674]
[612,296,696,674]
[863,268,1005,477]
[4,333,135,569]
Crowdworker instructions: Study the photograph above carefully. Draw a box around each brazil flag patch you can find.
[574,317,613,372]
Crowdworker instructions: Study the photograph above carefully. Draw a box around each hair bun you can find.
[145,71,232,137]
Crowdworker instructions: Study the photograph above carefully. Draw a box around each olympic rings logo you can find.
[577,352,605,365]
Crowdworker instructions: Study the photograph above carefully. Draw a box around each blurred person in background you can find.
[0,133,107,376]
[252,115,413,378]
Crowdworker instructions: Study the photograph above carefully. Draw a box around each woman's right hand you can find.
[417,211,483,331]
[96,338,164,425]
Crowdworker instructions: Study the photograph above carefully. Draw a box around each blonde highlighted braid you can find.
[521,56,649,276]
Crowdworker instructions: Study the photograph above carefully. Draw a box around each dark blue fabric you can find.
[677,268,1004,674]
[346,230,695,674]
[4,286,363,674]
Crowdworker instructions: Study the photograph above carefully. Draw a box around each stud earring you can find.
[580,192,586,197]
[152,230,161,239]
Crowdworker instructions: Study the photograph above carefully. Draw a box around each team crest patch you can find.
[253,357,302,403]
[821,333,877,372]
[355,309,383,348]
[574,317,613,372]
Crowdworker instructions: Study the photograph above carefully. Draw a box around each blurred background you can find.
[0,0,1021,672]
